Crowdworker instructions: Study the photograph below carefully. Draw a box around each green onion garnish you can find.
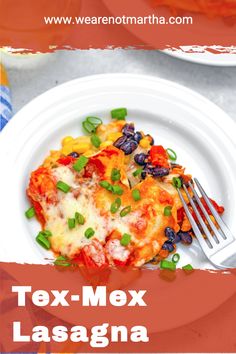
[110,197,121,214]
[111,168,121,182]
[132,189,141,201]
[166,148,177,161]
[91,134,101,148]
[172,253,180,264]
[82,120,96,134]
[120,233,131,246]
[182,264,194,272]
[111,108,127,120]
[86,116,102,127]
[42,230,52,237]
[54,255,71,267]
[99,180,110,189]
[133,168,143,177]
[164,206,172,216]
[112,185,123,196]
[56,181,71,193]
[75,212,85,225]
[25,207,35,219]
[172,177,182,189]
[68,218,76,229]
[160,260,176,271]
[120,206,131,217]
[73,155,89,172]
[36,232,51,250]
[84,227,95,239]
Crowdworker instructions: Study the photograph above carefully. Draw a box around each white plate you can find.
[164,47,236,66]
[0,74,235,268]
[103,0,236,66]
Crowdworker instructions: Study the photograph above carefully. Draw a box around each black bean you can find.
[146,134,154,145]
[162,241,174,252]
[122,123,135,137]
[165,227,176,242]
[152,167,170,177]
[113,135,127,148]
[141,171,147,180]
[178,231,193,245]
[68,152,79,158]
[120,140,138,155]
[173,233,181,244]
[134,131,142,143]
[134,153,148,166]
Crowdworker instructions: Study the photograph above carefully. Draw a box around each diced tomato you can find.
[150,145,170,168]
[177,207,185,223]
[159,190,173,205]
[84,158,105,178]
[30,199,46,227]
[202,197,224,215]
[57,156,75,166]
[192,197,224,222]
[105,239,131,267]
[79,239,108,269]
[27,167,58,204]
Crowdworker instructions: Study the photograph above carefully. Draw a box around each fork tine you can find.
[194,178,234,240]
[183,184,215,246]
[188,182,223,242]
[177,189,211,252]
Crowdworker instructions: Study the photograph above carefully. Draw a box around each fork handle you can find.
[211,240,236,268]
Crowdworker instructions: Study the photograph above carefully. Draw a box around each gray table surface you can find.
[5,49,236,123]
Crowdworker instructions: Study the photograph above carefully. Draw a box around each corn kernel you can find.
[73,136,91,144]
[73,143,91,154]
[100,141,113,149]
[139,138,150,149]
[108,132,123,142]
[62,145,73,155]
[61,136,74,146]
[84,149,95,157]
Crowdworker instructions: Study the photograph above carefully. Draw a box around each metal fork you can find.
[178,178,236,269]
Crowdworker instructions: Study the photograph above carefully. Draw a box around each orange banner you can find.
[1,263,236,352]
[1,0,236,52]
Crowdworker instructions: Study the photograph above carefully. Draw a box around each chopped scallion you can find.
[82,120,96,134]
[84,227,95,239]
[172,177,182,189]
[166,148,177,161]
[25,207,35,219]
[133,168,143,177]
[111,108,127,120]
[73,155,89,172]
[54,255,71,267]
[111,168,121,182]
[75,212,85,225]
[91,134,101,148]
[112,185,123,196]
[132,189,141,201]
[56,181,71,193]
[36,233,51,250]
[99,180,110,189]
[86,116,102,127]
[68,218,76,229]
[120,233,131,246]
[42,230,52,237]
[182,264,194,272]
[110,197,121,214]
[164,206,172,216]
[120,206,131,217]
[172,253,180,264]
[160,260,176,271]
